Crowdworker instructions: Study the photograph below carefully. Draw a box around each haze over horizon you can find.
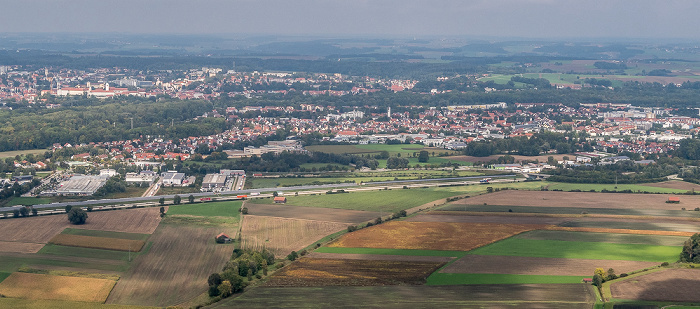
[1,0,699,40]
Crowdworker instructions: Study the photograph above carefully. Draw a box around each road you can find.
[1,174,515,212]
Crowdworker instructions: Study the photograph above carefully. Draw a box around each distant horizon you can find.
[2,0,700,40]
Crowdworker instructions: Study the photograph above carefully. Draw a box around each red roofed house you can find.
[274,196,287,204]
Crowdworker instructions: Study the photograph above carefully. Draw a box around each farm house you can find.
[274,196,287,204]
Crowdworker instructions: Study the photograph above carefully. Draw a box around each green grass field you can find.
[166,200,242,218]
[426,273,586,285]
[61,228,150,241]
[248,188,457,212]
[37,244,135,261]
[516,230,689,246]
[0,149,47,159]
[546,183,689,194]
[0,272,10,284]
[468,238,680,262]
[5,197,52,206]
[315,247,468,257]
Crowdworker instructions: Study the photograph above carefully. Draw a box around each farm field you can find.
[545,182,689,194]
[306,144,459,157]
[106,224,235,307]
[246,170,483,188]
[467,238,680,262]
[0,298,152,309]
[0,207,162,257]
[426,273,587,285]
[240,215,347,256]
[645,180,700,191]
[406,213,568,225]
[247,188,459,213]
[558,220,700,233]
[315,247,468,257]
[441,255,658,276]
[4,196,52,206]
[517,230,689,246]
[0,272,115,302]
[328,221,544,251]
[439,204,699,218]
[454,190,700,210]
[611,268,700,303]
[244,202,379,223]
[0,241,45,254]
[264,258,445,286]
[213,285,594,309]
[37,244,135,261]
[307,252,453,263]
[0,148,47,159]
[49,234,145,252]
[61,228,150,241]
[166,200,241,218]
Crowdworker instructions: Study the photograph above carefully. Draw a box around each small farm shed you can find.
[274,196,287,204]
[216,233,232,243]
[667,196,681,203]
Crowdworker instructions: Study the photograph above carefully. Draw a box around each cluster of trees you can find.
[386,157,409,169]
[0,179,40,201]
[207,249,275,298]
[680,233,700,263]
[0,97,219,151]
[67,207,88,224]
[546,161,678,184]
[93,176,127,197]
[592,267,620,287]
[464,132,584,157]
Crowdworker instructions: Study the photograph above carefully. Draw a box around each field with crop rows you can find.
[0,272,115,302]
[49,234,145,252]
[264,258,444,286]
[328,221,544,251]
[245,203,379,223]
[240,215,347,256]
[106,224,235,307]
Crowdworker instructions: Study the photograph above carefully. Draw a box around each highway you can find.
[0,174,515,212]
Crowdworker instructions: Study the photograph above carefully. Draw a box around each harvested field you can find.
[406,213,568,225]
[0,207,162,245]
[0,272,115,302]
[440,204,696,218]
[611,269,700,302]
[456,190,700,210]
[0,241,44,254]
[245,203,379,223]
[264,258,444,286]
[625,180,700,191]
[557,219,700,233]
[442,255,658,276]
[306,252,453,263]
[49,234,145,252]
[106,224,235,307]
[328,221,544,251]
[547,226,696,237]
[241,215,346,257]
[214,285,594,309]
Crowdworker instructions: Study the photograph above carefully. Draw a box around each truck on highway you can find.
[479,178,492,184]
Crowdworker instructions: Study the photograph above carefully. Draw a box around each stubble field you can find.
[0,272,116,302]
[240,215,347,256]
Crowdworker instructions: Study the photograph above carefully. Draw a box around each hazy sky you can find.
[2,0,699,39]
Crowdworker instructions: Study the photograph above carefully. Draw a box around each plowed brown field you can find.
[264,258,444,286]
[611,268,700,302]
[328,221,544,251]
